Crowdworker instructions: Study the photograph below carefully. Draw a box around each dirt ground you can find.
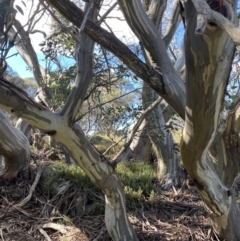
[0,160,238,241]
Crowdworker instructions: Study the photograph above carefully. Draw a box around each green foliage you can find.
[90,133,112,145]
[116,162,157,208]
[116,162,156,196]
[42,161,98,192]
[90,133,124,158]
[42,161,157,212]
[48,66,75,109]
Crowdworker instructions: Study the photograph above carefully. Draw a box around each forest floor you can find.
[0,155,240,241]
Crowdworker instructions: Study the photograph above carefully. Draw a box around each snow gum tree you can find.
[1,0,240,240]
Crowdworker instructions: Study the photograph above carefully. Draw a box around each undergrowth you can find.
[41,161,157,214]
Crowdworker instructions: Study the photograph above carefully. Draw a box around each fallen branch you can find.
[93,226,107,241]
[39,228,52,241]
[15,162,43,208]
[43,222,68,234]
[0,228,5,241]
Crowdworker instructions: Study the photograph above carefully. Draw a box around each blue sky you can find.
[7,47,43,78]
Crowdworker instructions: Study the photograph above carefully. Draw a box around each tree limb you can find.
[44,0,187,119]
[191,0,240,45]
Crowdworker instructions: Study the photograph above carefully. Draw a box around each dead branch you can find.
[39,228,52,241]
[15,162,43,208]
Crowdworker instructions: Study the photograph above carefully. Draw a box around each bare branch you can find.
[117,0,186,118]
[15,162,43,208]
[98,2,118,25]
[45,0,177,114]
[9,19,46,87]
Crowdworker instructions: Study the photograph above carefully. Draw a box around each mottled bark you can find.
[0,75,139,240]
[139,0,182,189]
[0,110,30,179]
[180,1,240,239]
[8,12,51,144]
[42,2,138,240]
[210,99,240,188]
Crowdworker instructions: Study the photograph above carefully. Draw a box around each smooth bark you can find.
[118,119,152,163]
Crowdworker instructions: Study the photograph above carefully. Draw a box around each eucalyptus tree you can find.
[0,0,240,241]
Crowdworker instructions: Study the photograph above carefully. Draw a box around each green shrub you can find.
[42,161,99,193]
[41,161,157,212]
[116,162,157,208]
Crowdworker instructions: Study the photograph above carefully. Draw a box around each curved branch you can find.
[9,19,46,87]
[117,0,185,118]
[0,110,30,179]
[44,0,186,118]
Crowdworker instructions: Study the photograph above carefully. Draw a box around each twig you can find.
[15,162,44,208]
[102,136,125,156]
[0,228,5,241]
[213,229,221,241]
[39,228,52,241]
[39,0,92,55]
[97,2,118,25]
[43,223,68,234]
